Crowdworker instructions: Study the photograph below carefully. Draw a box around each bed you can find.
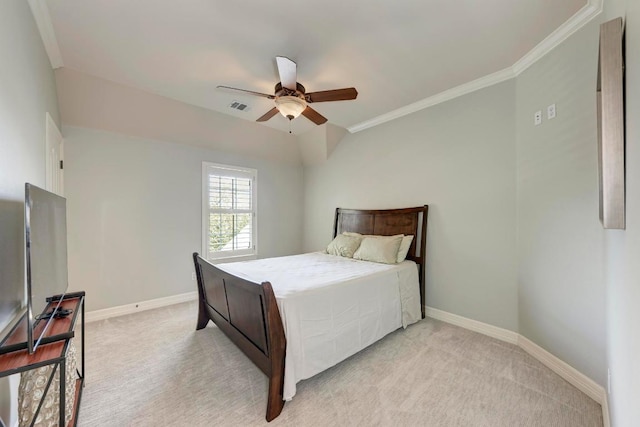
[192,205,428,421]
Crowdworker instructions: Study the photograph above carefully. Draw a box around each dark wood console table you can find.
[0,291,85,427]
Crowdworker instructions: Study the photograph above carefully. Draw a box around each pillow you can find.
[396,235,414,263]
[326,234,362,258]
[343,232,413,263]
[353,235,403,264]
[343,231,363,237]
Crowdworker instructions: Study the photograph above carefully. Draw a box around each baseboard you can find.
[426,306,608,424]
[85,291,198,322]
[425,306,519,344]
[517,335,605,403]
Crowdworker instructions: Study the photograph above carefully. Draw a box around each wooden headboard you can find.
[333,205,429,318]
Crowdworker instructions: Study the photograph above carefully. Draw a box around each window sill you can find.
[209,254,257,264]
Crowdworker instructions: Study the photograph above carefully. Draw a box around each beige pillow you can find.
[353,235,403,264]
[396,235,414,263]
[344,232,413,263]
[326,234,362,258]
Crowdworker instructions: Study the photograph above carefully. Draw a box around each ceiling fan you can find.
[217,56,358,126]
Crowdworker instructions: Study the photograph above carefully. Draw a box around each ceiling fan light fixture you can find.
[275,95,307,120]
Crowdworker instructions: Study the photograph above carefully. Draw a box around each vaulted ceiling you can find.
[39,0,595,134]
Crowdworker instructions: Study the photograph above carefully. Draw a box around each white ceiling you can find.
[44,0,588,135]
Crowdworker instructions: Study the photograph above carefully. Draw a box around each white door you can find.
[45,113,64,196]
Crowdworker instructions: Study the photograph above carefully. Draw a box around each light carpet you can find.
[77,301,603,426]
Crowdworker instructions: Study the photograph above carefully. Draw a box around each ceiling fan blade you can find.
[217,85,274,99]
[276,56,297,91]
[301,106,328,125]
[256,107,279,122]
[306,88,358,103]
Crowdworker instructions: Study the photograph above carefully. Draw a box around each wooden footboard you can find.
[192,253,286,422]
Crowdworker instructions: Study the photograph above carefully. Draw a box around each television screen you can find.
[25,183,68,351]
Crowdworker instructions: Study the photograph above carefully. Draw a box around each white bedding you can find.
[217,252,421,400]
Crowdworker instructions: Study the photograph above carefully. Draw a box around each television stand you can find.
[0,291,85,427]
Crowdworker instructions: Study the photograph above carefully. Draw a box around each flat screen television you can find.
[0,184,69,354]
[24,183,69,353]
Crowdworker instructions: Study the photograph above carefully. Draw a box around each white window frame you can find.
[202,162,258,262]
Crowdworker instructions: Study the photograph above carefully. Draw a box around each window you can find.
[202,162,257,260]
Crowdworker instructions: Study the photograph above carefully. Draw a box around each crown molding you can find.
[512,0,603,75]
[347,67,515,133]
[27,0,63,69]
[348,0,603,134]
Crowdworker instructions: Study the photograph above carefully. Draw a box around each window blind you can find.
[203,163,257,260]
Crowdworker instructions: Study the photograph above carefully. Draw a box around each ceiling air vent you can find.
[228,101,250,112]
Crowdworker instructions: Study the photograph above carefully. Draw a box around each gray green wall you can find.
[63,126,304,312]
[56,69,304,312]
[517,3,640,423]
[0,0,60,328]
[515,20,606,385]
[0,1,60,425]
[602,0,640,425]
[303,80,519,332]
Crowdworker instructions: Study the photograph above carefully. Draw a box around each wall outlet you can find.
[534,110,542,126]
[547,104,556,119]
[191,272,196,281]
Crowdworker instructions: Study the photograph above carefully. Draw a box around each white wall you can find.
[64,126,303,311]
[602,0,640,425]
[0,1,60,425]
[303,81,519,331]
[515,20,607,385]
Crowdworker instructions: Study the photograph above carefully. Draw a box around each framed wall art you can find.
[597,17,626,229]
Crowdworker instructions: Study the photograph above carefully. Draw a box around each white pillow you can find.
[343,232,413,263]
[353,235,403,264]
[396,235,414,263]
[326,234,362,258]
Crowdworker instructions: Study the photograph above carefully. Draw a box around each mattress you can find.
[217,252,421,400]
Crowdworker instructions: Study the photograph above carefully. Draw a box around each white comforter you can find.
[217,252,421,400]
